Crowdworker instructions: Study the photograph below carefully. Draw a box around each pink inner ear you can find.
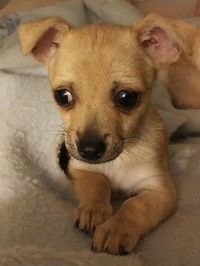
[32,27,60,63]
[142,27,165,48]
[141,26,180,65]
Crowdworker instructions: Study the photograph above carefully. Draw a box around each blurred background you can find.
[0,0,198,18]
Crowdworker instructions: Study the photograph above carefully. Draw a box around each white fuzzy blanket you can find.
[0,1,200,265]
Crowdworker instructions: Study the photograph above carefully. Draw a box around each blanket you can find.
[0,1,200,265]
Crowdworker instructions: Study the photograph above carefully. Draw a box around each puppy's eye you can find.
[114,90,140,109]
[54,89,74,106]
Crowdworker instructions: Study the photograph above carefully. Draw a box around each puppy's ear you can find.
[18,17,69,64]
[135,14,183,67]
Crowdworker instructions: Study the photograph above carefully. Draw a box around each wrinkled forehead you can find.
[49,24,151,90]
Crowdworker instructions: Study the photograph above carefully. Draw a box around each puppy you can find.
[160,15,200,109]
[142,14,200,109]
[18,15,177,255]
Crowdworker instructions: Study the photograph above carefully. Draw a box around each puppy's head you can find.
[19,14,182,164]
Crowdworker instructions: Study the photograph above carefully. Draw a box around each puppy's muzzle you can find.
[77,137,106,161]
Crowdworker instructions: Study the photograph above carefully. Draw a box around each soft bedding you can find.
[0,1,200,265]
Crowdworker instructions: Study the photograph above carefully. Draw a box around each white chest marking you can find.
[69,151,162,194]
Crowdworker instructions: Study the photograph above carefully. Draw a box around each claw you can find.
[74,219,80,227]
[119,245,129,256]
[104,246,109,253]
[90,225,96,235]
[91,242,97,252]
[81,225,90,233]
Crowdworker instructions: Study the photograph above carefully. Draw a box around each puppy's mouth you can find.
[67,141,123,164]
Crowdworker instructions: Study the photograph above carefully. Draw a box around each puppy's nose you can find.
[77,138,106,161]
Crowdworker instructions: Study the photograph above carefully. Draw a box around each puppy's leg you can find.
[70,169,112,234]
[93,175,176,255]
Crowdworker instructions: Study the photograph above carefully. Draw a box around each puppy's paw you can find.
[74,202,112,234]
[92,216,140,255]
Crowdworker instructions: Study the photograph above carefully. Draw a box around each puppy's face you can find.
[50,25,155,163]
[19,15,182,163]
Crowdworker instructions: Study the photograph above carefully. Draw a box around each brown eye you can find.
[115,90,140,109]
[54,89,74,106]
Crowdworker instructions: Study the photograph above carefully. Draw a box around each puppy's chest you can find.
[69,155,159,194]
[101,161,152,193]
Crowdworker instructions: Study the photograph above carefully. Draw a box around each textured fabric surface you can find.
[0,0,200,265]
[0,71,141,265]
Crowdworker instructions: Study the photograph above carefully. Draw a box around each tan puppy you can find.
[18,16,177,255]
[141,14,200,109]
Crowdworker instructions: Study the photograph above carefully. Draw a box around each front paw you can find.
[92,216,140,255]
[74,202,112,234]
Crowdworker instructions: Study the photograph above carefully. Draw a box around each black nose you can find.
[77,139,106,161]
